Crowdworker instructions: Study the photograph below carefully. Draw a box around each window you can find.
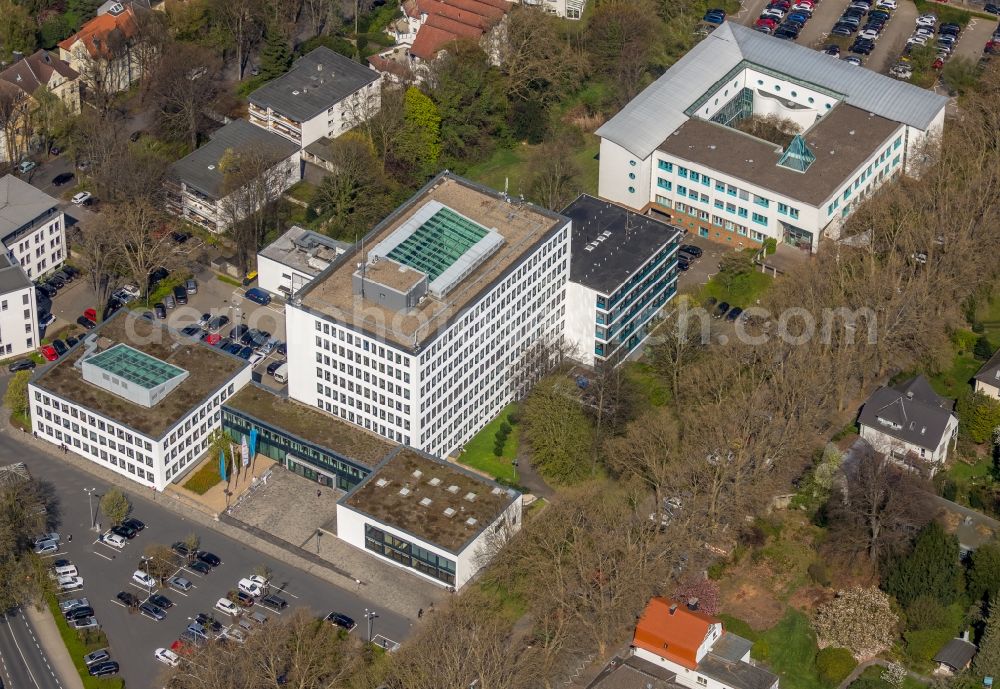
[701,175,711,187]
[658,160,673,172]
[628,172,636,180]
[714,199,724,209]
[727,185,737,197]
[690,172,700,183]
[789,208,799,219]
[894,136,902,149]
[752,212,767,226]
[677,185,687,196]
[843,188,851,200]
[629,160,637,166]
[778,202,789,214]
[657,178,671,190]
[725,202,736,214]
[754,195,769,208]
[678,167,688,178]
[627,186,635,193]
[715,181,725,192]
[737,207,748,219]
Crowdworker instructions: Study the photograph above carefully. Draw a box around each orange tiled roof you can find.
[633,598,720,670]
[424,13,485,39]
[406,0,510,60]
[410,24,460,60]
[59,7,138,59]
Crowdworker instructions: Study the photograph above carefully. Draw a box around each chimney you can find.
[669,603,678,615]
[687,597,700,611]
[961,630,970,642]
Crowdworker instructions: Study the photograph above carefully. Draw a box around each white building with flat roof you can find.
[30,313,252,489]
[596,22,947,253]
[257,225,350,298]
[286,172,570,458]
[0,175,66,281]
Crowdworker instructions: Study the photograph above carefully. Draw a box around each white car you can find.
[214,598,239,616]
[237,578,263,597]
[102,532,127,549]
[71,191,92,206]
[877,0,897,8]
[57,575,84,592]
[222,627,246,644]
[907,34,928,45]
[131,570,156,589]
[761,8,785,18]
[247,574,269,588]
[60,597,89,613]
[154,648,180,667]
[914,26,934,37]
[858,29,879,41]
[916,13,937,26]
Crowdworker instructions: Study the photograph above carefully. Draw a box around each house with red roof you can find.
[58,2,144,95]
[588,598,778,689]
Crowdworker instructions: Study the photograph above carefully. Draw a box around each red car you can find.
[41,345,58,361]
[84,308,97,321]
[170,640,193,656]
[932,57,945,69]
[202,332,221,346]
[756,16,779,27]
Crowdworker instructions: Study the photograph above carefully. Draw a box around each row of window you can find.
[830,137,903,215]
[36,419,155,484]
[657,160,804,219]
[364,524,457,585]
[595,242,676,314]
[315,398,411,446]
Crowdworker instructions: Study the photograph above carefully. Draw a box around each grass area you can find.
[928,353,982,399]
[457,404,520,483]
[285,180,319,204]
[625,362,670,407]
[216,274,243,287]
[525,497,548,520]
[947,455,994,483]
[464,134,601,201]
[46,595,124,689]
[10,410,31,431]
[182,457,225,495]
[145,272,193,307]
[752,610,826,689]
[698,269,773,309]
[913,0,997,23]
[850,665,924,689]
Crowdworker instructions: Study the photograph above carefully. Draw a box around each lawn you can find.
[182,457,226,495]
[46,595,124,689]
[912,0,996,23]
[751,610,826,689]
[457,404,520,483]
[698,269,773,309]
[625,362,670,407]
[928,353,982,399]
[285,180,318,204]
[464,135,601,201]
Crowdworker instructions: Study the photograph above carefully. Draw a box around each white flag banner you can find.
[241,435,250,467]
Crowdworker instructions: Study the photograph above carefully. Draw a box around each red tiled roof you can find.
[633,598,720,670]
[59,7,138,59]
[424,13,484,39]
[421,1,491,30]
[410,24,461,60]
[441,0,507,18]
[367,54,412,80]
[405,0,510,60]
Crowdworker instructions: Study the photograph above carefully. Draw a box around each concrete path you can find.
[22,604,85,689]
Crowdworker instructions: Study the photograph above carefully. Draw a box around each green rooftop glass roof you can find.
[85,344,187,390]
[386,207,488,281]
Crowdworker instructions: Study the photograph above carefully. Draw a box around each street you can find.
[0,420,410,689]
[0,608,62,689]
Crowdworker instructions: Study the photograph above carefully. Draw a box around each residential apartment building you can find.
[30,313,252,490]
[0,50,80,163]
[58,2,144,94]
[0,256,39,358]
[596,22,947,252]
[858,375,958,469]
[247,47,381,149]
[286,172,570,458]
[522,0,586,19]
[257,225,350,298]
[973,348,1000,400]
[165,120,301,233]
[562,195,681,366]
[0,175,66,281]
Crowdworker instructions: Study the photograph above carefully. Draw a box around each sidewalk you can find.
[23,604,85,689]
[10,418,443,621]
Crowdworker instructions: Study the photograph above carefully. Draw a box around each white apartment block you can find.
[248,47,380,149]
[286,173,570,459]
[0,175,66,281]
[597,22,946,253]
[522,0,586,19]
[165,120,300,233]
[0,258,39,358]
[30,313,252,490]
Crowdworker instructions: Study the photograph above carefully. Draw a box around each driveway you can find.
[677,234,728,294]
[865,0,919,72]
[951,13,999,62]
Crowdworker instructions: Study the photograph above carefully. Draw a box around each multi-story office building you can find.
[247,47,380,149]
[562,195,682,367]
[286,172,571,458]
[30,313,252,490]
[596,22,947,252]
[0,175,66,281]
[0,255,39,357]
[165,120,301,233]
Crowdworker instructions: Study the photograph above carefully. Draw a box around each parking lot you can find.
[677,233,729,293]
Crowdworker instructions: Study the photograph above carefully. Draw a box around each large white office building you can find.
[30,313,252,490]
[286,172,570,459]
[596,22,947,253]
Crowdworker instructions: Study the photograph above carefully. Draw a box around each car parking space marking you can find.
[128,582,156,594]
[40,550,65,559]
[95,540,123,552]
[110,599,130,609]
[92,551,114,562]
[269,586,298,599]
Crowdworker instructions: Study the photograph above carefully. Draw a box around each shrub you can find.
[808,561,832,587]
[905,595,951,631]
[952,329,979,353]
[904,627,955,663]
[972,322,986,334]
[974,335,995,361]
[183,460,224,495]
[816,647,857,685]
[499,421,512,436]
[763,237,777,256]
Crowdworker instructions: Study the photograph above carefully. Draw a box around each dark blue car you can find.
[244,287,271,306]
[703,8,726,23]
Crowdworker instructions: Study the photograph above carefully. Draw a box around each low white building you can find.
[973,349,1000,400]
[0,175,66,281]
[247,47,381,150]
[286,172,570,458]
[30,313,252,490]
[523,0,586,19]
[857,375,958,469]
[165,120,301,233]
[596,22,947,253]
[0,255,39,358]
[562,195,681,367]
[257,225,350,298]
[336,447,522,589]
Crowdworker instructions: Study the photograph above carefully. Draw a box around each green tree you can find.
[395,87,441,177]
[957,392,1000,444]
[100,488,132,526]
[521,377,594,484]
[882,521,961,608]
[313,132,393,241]
[0,0,37,62]
[717,250,754,297]
[258,24,291,80]
[941,57,980,96]
[4,370,31,420]
[972,597,1000,680]
[974,336,995,361]
[969,542,1000,604]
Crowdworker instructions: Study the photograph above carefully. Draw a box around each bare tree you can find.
[76,31,133,115]
[313,132,391,241]
[209,0,267,80]
[0,83,30,164]
[147,42,223,148]
[527,135,582,211]
[102,199,175,301]
[74,228,125,316]
[586,0,663,103]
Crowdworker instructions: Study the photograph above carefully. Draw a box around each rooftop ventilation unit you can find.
[412,469,423,479]
[464,492,477,502]
[491,486,503,495]
[375,478,389,488]
[428,477,441,486]
[465,517,478,527]
[419,497,433,507]
[447,485,460,494]
[108,2,125,15]
[399,487,411,497]
[443,507,457,518]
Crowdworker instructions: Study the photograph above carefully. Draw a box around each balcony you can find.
[248,103,268,118]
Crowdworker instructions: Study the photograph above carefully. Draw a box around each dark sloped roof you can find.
[933,638,976,670]
[698,652,778,689]
[248,47,378,122]
[587,655,682,689]
[857,375,955,451]
[974,347,1000,389]
[168,120,299,199]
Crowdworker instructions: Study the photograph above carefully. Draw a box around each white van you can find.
[51,564,79,579]
[273,363,288,384]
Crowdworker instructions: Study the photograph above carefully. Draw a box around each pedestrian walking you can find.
[68,534,72,542]
[316,489,321,498]
[418,608,423,619]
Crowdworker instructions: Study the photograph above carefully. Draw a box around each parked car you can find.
[131,570,156,589]
[71,191,92,206]
[202,332,222,346]
[181,325,201,337]
[196,551,221,567]
[207,315,230,332]
[244,287,271,306]
[714,301,731,319]
[325,612,356,631]
[148,593,173,609]
[111,524,137,539]
[65,336,78,348]
[139,602,166,621]
[154,648,180,667]
[230,590,254,607]
[60,598,89,613]
[916,13,937,27]
[88,661,118,678]
[188,560,211,575]
[842,55,864,65]
[215,598,239,616]
[186,278,198,294]
[58,575,84,591]
[164,294,176,309]
[703,8,726,23]
[260,594,288,611]
[8,358,36,372]
[72,617,99,630]
[83,649,110,666]
[116,591,138,607]
[238,578,264,597]
[52,172,75,186]
[122,517,145,532]
[76,316,96,330]
[168,575,193,591]
[154,303,167,319]
[52,339,68,356]
[65,606,95,621]
[41,345,58,361]
[17,160,36,174]
[171,541,191,557]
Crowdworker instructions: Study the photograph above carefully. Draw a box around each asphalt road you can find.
[0,423,410,689]
[0,608,63,689]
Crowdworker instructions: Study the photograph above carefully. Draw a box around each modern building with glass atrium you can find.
[287,172,571,459]
[596,22,947,252]
[562,195,682,366]
[29,313,252,490]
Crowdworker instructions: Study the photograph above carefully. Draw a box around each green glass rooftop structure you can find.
[81,343,189,408]
[386,206,488,281]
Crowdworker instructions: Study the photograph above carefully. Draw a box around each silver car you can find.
[83,649,110,666]
[168,575,193,592]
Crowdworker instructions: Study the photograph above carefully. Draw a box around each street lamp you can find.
[84,487,97,532]
[364,608,379,644]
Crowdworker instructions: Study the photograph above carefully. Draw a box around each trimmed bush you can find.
[183,460,224,495]
[816,647,857,685]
